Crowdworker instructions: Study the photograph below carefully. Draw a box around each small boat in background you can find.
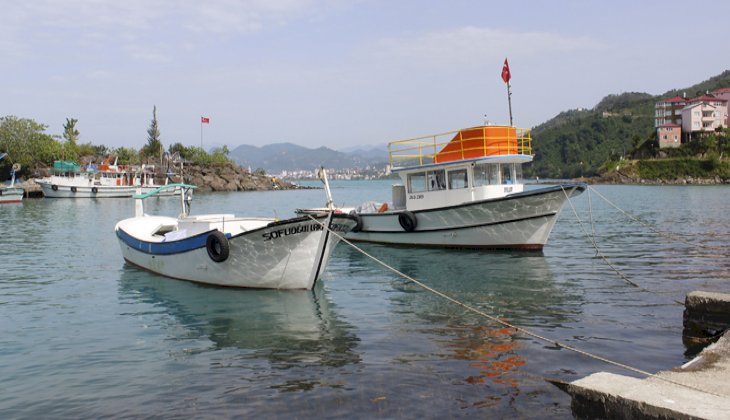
[0,154,24,204]
[344,125,585,250]
[115,170,359,289]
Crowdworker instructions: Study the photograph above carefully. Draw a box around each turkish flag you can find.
[501,58,511,83]
[201,117,210,124]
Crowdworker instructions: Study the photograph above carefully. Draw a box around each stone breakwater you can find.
[183,163,297,192]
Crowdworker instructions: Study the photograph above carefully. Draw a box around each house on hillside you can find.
[657,123,681,148]
[712,87,730,127]
[655,96,688,127]
[654,90,728,147]
[682,95,727,142]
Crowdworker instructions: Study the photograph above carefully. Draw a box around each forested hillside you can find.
[527,70,730,178]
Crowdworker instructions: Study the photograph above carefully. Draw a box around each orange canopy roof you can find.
[434,126,519,164]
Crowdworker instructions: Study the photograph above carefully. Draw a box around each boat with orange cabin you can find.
[343,124,585,249]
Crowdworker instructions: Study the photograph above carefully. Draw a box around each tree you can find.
[0,116,61,175]
[142,105,163,159]
[63,117,80,161]
[114,146,141,165]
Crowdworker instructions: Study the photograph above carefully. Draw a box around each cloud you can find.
[360,26,606,69]
[0,0,354,64]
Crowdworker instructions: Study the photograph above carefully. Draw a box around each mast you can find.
[501,58,513,126]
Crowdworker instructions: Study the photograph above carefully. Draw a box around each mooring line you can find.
[586,186,724,251]
[561,186,685,306]
[306,214,724,399]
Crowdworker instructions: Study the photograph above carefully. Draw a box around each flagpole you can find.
[507,81,513,127]
[200,116,203,148]
[501,57,513,126]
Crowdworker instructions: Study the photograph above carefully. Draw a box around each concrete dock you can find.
[555,291,730,419]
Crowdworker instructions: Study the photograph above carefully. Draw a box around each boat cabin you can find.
[388,126,533,212]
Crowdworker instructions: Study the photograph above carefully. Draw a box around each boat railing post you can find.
[135,187,144,217]
[318,167,334,211]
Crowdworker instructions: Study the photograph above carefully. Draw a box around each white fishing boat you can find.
[115,174,359,289]
[342,125,585,249]
[0,154,24,204]
[35,159,179,198]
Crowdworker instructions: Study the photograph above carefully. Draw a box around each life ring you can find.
[206,230,230,263]
[349,212,363,232]
[397,211,417,232]
[51,184,58,191]
[71,186,77,193]
[91,187,98,194]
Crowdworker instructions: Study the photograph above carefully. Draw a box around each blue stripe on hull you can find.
[116,228,226,255]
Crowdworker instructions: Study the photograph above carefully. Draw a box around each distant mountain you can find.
[228,142,389,173]
[338,143,389,153]
[528,70,730,178]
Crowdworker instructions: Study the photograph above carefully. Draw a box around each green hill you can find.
[527,70,730,178]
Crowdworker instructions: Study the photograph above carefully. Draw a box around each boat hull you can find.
[116,214,357,289]
[346,184,585,249]
[37,181,180,198]
[38,181,136,198]
[0,188,24,203]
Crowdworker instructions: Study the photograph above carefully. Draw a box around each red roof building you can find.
[655,96,688,127]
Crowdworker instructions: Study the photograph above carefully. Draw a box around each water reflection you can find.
[334,246,580,394]
[118,267,360,368]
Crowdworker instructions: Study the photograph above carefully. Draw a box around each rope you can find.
[587,186,725,251]
[560,186,685,306]
[306,214,724,399]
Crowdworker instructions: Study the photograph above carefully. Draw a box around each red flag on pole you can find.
[501,58,511,83]
[201,116,210,124]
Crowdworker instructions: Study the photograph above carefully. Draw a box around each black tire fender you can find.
[71,186,77,193]
[91,187,98,194]
[51,184,58,191]
[397,211,417,232]
[206,230,230,263]
[349,211,363,232]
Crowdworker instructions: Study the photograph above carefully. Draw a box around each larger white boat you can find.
[345,125,585,250]
[35,159,179,198]
[115,180,359,289]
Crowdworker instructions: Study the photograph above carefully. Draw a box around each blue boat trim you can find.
[116,228,228,255]
[392,154,534,172]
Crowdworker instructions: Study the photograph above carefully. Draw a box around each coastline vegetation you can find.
[527,70,730,181]
[0,108,232,178]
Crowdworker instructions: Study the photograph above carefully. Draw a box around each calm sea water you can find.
[1,181,729,418]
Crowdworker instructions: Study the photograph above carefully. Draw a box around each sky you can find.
[2,0,729,152]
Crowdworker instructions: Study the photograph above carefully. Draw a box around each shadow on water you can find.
[117,266,361,369]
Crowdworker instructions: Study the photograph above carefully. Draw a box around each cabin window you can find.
[501,164,513,184]
[514,164,523,182]
[408,172,427,193]
[473,164,488,186]
[473,163,500,186]
[448,169,468,189]
[427,170,446,191]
